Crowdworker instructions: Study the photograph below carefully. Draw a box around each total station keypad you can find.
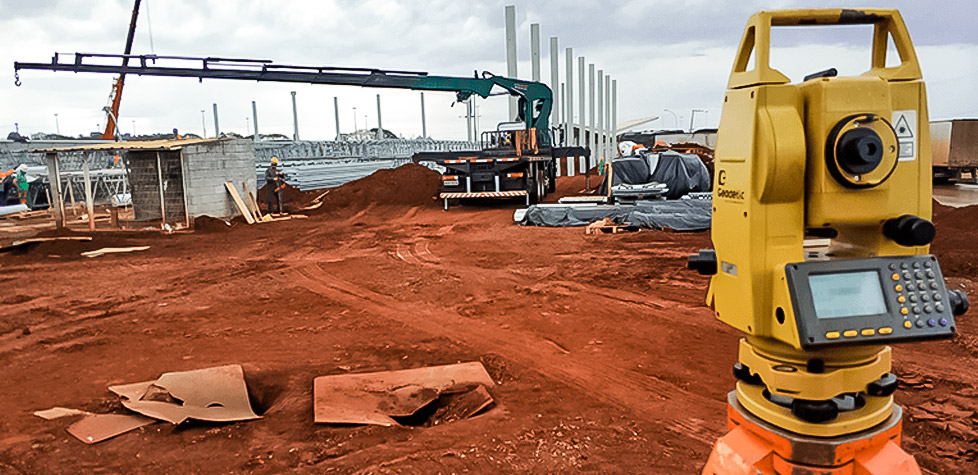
[889,260,949,329]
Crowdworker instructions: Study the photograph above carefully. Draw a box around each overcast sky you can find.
[1,0,976,141]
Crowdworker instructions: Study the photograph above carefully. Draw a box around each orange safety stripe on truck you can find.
[439,191,527,199]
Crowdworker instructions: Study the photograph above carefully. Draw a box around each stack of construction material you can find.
[256,158,410,191]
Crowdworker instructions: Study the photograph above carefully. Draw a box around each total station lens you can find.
[836,128,884,175]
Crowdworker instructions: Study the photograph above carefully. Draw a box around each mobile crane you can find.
[14,53,588,208]
[101,0,142,141]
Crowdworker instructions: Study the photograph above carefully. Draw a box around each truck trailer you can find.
[931,119,978,183]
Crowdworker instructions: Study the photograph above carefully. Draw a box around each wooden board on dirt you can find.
[224,182,255,224]
[81,246,150,258]
[241,182,264,222]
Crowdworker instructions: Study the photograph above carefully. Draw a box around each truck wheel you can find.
[527,163,539,204]
[537,168,546,201]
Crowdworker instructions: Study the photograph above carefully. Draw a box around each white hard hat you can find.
[15,164,27,173]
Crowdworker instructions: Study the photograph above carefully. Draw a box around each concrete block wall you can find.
[182,139,256,221]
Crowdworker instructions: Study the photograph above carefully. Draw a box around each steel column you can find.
[605,74,611,159]
[505,5,518,119]
[212,103,220,137]
[550,37,559,143]
[578,56,584,148]
[376,94,383,140]
[333,96,341,140]
[291,90,300,141]
[565,47,573,146]
[530,24,540,82]
[589,63,595,159]
[420,92,427,138]
[612,79,617,157]
[251,100,259,141]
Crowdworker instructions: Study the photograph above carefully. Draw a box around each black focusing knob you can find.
[948,289,969,316]
[883,215,935,247]
[687,249,717,275]
[836,127,884,175]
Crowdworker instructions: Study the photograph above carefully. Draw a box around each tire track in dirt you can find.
[0,307,126,356]
[280,263,724,447]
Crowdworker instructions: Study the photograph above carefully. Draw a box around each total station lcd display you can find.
[808,271,887,319]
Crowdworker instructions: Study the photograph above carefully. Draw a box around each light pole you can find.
[54,113,60,135]
[352,107,357,132]
[132,120,136,136]
[663,109,679,129]
[689,108,708,132]
[201,109,207,138]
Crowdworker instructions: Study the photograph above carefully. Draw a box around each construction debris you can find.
[0,204,30,217]
[81,246,150,258]
[66,413,156,445]
[33,407,89,420]
[585,218,639,235]
[108,364,260,425]
[225,181,256,225]
[313,362,496,427]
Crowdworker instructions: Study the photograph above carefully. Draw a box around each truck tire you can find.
[537,168,546,201]
[547,162,557,194]
[527,162,539,204]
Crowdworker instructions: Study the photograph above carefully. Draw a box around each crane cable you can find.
[145,0,155,54]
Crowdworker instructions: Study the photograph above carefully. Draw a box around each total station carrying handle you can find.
[727,8,922,89]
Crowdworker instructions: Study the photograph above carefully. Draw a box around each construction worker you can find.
[264,157,286,215]
[13,164,29,207]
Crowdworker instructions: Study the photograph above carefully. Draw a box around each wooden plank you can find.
[45,153,65,229]
[179,151,191,229]
[82,158,95,231]
[241,181,263,221]
[81,246,150,258]
[155,152,167,225]
[247,192,265,221]
[224,181,255,224]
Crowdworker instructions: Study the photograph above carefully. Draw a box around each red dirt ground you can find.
[0,166,975,473]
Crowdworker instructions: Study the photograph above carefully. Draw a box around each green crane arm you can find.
[14,53,554,145]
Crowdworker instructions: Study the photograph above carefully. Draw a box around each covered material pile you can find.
[600,151,711,200]
[519,199,711,231]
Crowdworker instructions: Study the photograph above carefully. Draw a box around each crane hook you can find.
[14,71,21,87]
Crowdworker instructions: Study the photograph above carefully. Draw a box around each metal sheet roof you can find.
[32,137,225,153]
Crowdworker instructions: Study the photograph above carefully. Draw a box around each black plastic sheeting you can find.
[599,151,711,200]
[610,156,651,185]
[649,152,711,199]
[519,199,712,232]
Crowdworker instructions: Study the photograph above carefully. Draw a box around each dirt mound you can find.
[193,215,236,233]
[931,200,978,277]
[257,182,319,214]
[312,163,441,214]
[542,172,602,203]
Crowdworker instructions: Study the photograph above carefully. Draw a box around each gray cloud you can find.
[1,0,975,140]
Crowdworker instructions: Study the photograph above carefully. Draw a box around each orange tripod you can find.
[703,393,920,475]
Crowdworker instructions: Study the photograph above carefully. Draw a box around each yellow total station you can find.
[687,9,969,437]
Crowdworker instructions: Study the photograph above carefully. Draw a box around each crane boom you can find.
[16,52,554,146]
[102,0,141,140]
